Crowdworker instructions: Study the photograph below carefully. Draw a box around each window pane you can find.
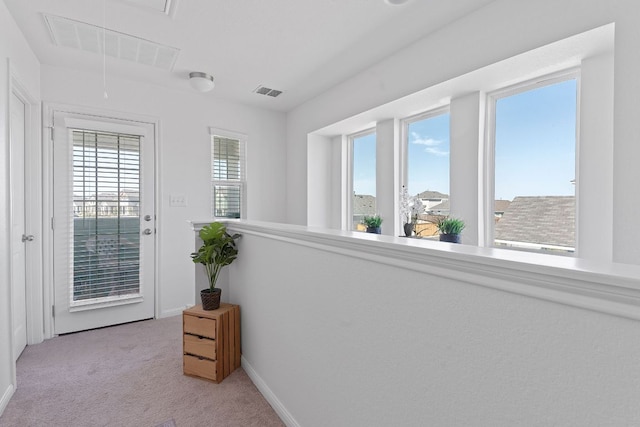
[213,136,241,181]
[72,130,141,301]
[407,112,450,239]
[214,185,241,218]
[352,132,376,231]
[494,79,577,254]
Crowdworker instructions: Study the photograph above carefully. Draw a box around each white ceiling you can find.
[4,0,497,112]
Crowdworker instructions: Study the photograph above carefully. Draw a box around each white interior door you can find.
[52,111,156,334]
[10,92,27,360]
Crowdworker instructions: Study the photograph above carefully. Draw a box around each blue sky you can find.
[352,132,377,196]
[407,112,450,197]
[494,79,576,200]
[353,78,577,201]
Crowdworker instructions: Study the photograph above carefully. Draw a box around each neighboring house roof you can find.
[495,196,575,248]
[494,199,511,214]
[417,190,449,200]
[429,200,512,215]
[353,194,376,215]
[428,200,449,213]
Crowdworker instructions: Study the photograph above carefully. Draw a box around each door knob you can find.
[21,234,34,242]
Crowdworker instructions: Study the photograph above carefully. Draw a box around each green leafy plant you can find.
[362,214,383,228]
[190,222,241,291]
[436,217,465,235]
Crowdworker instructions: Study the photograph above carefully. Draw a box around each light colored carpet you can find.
[0,315,284,427]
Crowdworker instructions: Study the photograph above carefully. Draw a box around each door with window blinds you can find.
[52,111,155,334]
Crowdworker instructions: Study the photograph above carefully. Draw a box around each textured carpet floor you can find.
[0,315,284,427]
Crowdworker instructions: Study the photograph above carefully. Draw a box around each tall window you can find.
[491,76,578,254]
[405,110,450,238]
[351,131,376,231]
[211,133,246,218]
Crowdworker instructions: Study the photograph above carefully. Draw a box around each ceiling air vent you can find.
[253,85,283,98]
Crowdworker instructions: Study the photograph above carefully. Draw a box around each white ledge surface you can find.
[189,220,640,321]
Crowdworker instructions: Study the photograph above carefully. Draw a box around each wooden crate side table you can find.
[183,303,241,383]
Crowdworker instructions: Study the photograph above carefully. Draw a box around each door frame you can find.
[42,102,161,338]
[8,62,43,354]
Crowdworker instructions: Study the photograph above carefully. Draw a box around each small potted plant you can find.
[362,214,383,234]
[436,217,465,243]
[190,222,241,310]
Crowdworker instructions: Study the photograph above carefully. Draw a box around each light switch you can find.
[169,194,187,207]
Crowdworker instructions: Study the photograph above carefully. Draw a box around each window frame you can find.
[484,68,581,253]
[209,127,247,220]
[346,127,376,231]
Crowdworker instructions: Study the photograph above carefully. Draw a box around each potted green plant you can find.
[190,222,241,310]
[436,217,465,243]
[362,214,383,234]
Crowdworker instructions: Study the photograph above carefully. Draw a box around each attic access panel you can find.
[44,14,180,70]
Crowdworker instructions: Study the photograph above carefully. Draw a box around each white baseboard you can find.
[158,305,191,318]
[0,383,15,417]
[241,356,300,427]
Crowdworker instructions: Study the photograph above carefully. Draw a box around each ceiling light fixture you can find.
[384,0,410,5]
[189,72,215,92]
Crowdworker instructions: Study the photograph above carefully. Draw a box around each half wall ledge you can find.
[189,220,640,322]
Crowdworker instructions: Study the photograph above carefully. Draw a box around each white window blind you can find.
[72,130,141,301]
[211,134,246,218]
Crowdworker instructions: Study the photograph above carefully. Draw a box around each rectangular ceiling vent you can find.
[44,14,180,70]
[253,85,283,98]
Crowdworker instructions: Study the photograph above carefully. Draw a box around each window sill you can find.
[190,220,640,321]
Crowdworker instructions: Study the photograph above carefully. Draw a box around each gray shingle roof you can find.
[429,200,512,216]
[417,190,448,200]
[353,194,376,215]
[494,196,575,248]
[428,200,449,214]
[494,199,511,214]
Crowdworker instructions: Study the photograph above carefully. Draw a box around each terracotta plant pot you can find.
[200,288,222,310]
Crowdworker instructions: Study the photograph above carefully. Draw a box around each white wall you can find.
[450,92,484,246]
[578,53,614,260]
[0,0,41,414]
[41,65,287,318]
[289,0,640,266]
[227,223,640,426]
[375,119,400,237]
[306,134,332,228]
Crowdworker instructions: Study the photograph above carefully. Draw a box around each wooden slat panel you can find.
[222,310,230,378]
[183,334,216,360]
[216,309,225,377]
[234,305,241,368]
[229,307,236,370]
[183,314,216,339]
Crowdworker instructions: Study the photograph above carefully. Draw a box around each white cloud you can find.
[410,132,441,147]
[410,132,449,156]
[424,147,449,157]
